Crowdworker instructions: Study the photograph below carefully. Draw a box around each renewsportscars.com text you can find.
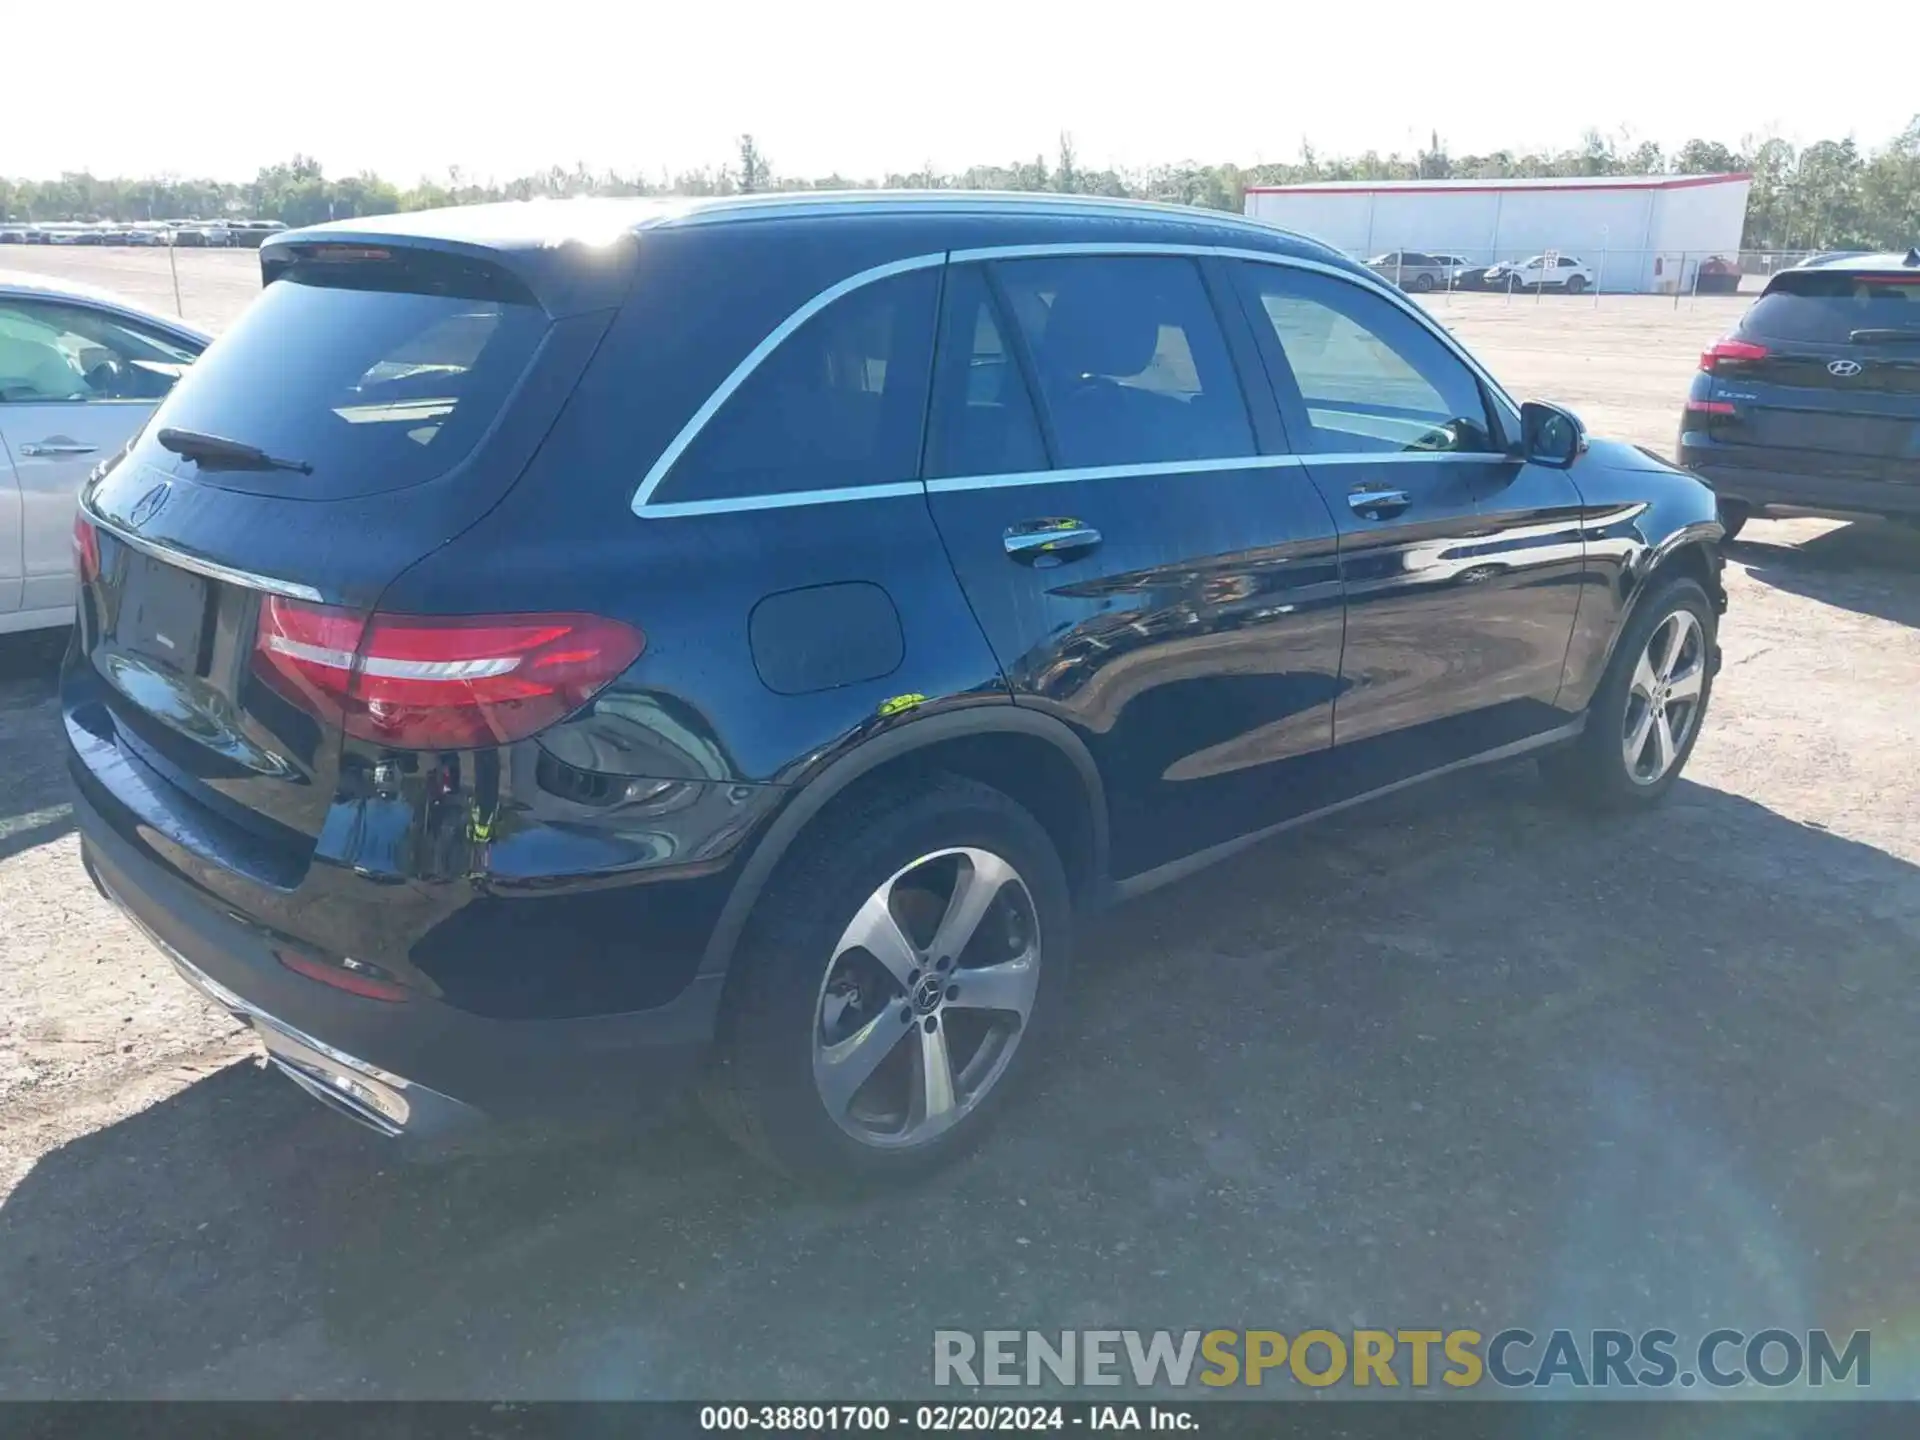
[933,1328,1870,1390]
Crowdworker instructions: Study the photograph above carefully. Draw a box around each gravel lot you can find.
[2,250,1916,1399]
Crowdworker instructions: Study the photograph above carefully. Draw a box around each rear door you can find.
[1702,267,1920,493]
[0,295,200,616]
[1232,259,1585,784]
[922,254,1345,880]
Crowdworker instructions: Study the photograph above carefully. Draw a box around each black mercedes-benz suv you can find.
[1681,249,1920,537]
[67,193,1725,1183]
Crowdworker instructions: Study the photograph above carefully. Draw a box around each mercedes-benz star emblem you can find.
[1828,359,1863,378]
[128,482,170,528]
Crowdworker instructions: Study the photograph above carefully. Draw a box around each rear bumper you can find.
[77,793,723,1139]
[1682,450,1920,520]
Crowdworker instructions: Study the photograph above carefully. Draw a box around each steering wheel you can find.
[85,357,129,399]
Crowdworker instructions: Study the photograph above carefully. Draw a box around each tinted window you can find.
[659,268,940,503]
[1744,272,1920,344]
[0,299,198,404]
[1243,265,1495,454]
[150,263,547,497]
[925,265,1048,478]
[993,256,1254,468]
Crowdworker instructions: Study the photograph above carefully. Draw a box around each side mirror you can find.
[1520,401,1587,468]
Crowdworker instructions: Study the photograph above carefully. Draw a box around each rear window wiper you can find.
[1848,328,1920,345]
[157,427,313,474]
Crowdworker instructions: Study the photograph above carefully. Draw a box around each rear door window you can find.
[653,267,941,505]
[146,255,549,498]
[925,265,1049,478]
[1743,272,1920,344]
[991,255,1255,468]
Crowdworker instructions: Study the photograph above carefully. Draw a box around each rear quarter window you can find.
[649,267,941,507]
[145,259,549,498]
[1744,272,1920,344]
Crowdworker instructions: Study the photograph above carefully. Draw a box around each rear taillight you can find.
[72,513,100,584]
[1700,337,1769,373]
[1685,399,1737,416]
[253,599,643,750]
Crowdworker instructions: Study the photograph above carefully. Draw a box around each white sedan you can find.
[0,270,209,634]
[1484,255,1596,293]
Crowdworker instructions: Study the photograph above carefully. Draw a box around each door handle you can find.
[1347,487,1411,519]
[19,441,98,457]
[1003,519,1102,565]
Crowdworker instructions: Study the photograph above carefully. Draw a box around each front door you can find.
[0,434,20,619]
[1232,260,1585,791]
[0,295,199,618]
[921,254,1346,880]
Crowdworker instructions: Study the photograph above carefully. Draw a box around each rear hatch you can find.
[69,241,615,887]
[1701,265,1920,484]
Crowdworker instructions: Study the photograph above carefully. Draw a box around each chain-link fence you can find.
[1354,248,1835,308]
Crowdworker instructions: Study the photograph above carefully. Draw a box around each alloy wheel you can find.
[811,847,1041,1150]
[1622,609,1706,785]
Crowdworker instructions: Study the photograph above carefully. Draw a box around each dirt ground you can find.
[1,250,1917,1399]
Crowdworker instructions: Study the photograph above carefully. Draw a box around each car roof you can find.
[1791,249,1920,273]
[265,191,1357,316]
[0,267,212,342]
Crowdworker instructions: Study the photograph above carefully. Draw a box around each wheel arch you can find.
[697,707,1109,978]
[1592,523,1727,686]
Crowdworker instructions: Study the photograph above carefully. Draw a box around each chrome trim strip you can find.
[84,505,326,602]
[629,253,947,516]
[640,480,926,518]
[925,454,1305,495]
[1109,719,1586,903]
[1300,451,1512,467]
[630,241,1522,519]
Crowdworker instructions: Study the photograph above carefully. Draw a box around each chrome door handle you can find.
[1347,487,1411,519]
[1003,520,1103,565]
[19,441,99,457]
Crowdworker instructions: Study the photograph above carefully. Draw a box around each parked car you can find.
[228,220,289,249]
[0,270,208,634]
[1485,255,1596,293]
[1680,249,1920,537]
[69,194,1725,1183]
[1365,250,1457,293]
[0,224,29,244]
[1695,255,1742,296]
[125,224,170,247]
[1432,253,1481,290]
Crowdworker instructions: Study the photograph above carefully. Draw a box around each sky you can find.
[11,0,1914,185]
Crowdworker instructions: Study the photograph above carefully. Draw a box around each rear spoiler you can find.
[261,225,638,318]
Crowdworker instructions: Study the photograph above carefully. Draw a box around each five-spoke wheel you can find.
[1622,609,1707,786]
[813,848,1040,1149]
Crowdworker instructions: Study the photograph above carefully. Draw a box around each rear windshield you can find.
[145,258,548,498]
[1743,271,1920,345]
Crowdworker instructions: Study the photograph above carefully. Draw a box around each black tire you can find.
[1412,273,1436,293]
[1540,575,1716,811]
[1565,274,1588,295]
[1716,500,1749,542]
[702,773,1074,1187]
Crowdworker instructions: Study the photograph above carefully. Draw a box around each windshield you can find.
[1744,272,1920,344]
[144,261,548,498]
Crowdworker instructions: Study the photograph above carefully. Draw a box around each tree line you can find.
[5,120,1916,252]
